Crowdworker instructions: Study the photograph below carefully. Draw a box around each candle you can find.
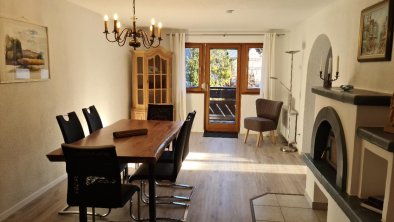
[158,22,162,38]
[116,21,121,33]
[150,25,153,37]
[151,18,155,37]
[328,58,332,72]
[113,14,118,33]
[319,56,323,72]
[104,15,108,32]
[336,56,339,72]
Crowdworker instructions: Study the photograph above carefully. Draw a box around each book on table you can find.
[360,196,384,214]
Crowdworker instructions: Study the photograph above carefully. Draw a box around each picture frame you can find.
[0,17,50,83]
[357,0,394,62]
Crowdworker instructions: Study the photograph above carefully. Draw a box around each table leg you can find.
[79,206,87,222]
[148,163,156,222]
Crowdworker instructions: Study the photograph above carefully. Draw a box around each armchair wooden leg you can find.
[256,132,263,147]
[270,131,277,144]
[244,129,249,144]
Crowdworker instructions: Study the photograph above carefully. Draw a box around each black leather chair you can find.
[158,111,196,164]
[82,105,103,134]
[56,112,85,144]
[82,105,129,179]
[147,104,173,121]
[182,111,196,162]
[147,103,174,156]
[129,120,191,221]
[154,111,196,203]
[56,111,109,217]
[62,144,140,222]
[244,98,283,147]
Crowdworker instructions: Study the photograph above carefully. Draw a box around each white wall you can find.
[0,0,131,218]
[280,0,394,153]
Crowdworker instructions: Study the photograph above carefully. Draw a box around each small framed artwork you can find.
[357,0,394,62]
[0,17,50,83]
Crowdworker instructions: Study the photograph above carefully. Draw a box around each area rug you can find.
[203,132,238,138]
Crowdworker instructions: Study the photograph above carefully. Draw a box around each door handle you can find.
[201,82,207,91]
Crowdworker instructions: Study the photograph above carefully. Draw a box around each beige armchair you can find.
[244,98,283,147]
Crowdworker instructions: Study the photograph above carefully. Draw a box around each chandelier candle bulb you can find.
[113,14,118,33]
[104,15,109,32]
[116,21,121,33]
[158,22,162,38]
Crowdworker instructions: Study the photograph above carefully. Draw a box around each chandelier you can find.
[103,0,162,49]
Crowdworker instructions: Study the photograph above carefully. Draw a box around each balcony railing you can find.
[209,87,236,124]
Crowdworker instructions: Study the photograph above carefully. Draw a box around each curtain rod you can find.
[166,33,285,37]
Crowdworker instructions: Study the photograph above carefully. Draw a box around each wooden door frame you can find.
[204,43,241,133]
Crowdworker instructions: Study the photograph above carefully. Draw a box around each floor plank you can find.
[4,133,306,222]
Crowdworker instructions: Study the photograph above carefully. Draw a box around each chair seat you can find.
[244,117,276,132]
[129,162,177,183]
[158,150,174,163]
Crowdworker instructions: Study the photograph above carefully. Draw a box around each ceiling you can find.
[67,0,333,32]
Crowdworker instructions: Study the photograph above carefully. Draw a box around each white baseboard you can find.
[0,174,66,221]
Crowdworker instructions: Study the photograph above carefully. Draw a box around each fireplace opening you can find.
[311,106,347,191]
[321,130,337,170]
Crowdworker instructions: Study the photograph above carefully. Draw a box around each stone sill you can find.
[311,87,391,106]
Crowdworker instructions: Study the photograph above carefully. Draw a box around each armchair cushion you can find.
[244,117,276,132]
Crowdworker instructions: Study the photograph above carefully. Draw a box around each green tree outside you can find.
[185,48,199,87]
[209,49,233,87]
[185,48,235,88]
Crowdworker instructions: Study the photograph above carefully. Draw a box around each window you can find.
[241,43,263,94]
[185,43,263,94]
[185,43,204,93]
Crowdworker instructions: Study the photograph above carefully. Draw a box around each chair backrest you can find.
[62,144,123,208]
[171,119,191,181]
[56,112,85,144]
[256,98,283,126]
[82,105,103,134]
[147,104,173,121]
[182,111,196,161]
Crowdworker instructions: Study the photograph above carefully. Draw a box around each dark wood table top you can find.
[46,119,183,163]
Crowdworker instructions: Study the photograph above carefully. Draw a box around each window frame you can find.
[185,42,263,95]
[240,43,263,94]
[185,43,205,93]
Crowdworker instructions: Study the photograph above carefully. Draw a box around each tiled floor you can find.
[251,193,327,222]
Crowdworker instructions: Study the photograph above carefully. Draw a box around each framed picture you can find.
[0,17,50,83]
[357,0,394,62]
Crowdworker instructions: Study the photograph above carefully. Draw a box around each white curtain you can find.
[170,33,187,121]
[261,33,276,99]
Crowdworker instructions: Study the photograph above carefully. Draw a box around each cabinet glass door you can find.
[147,55,168,104]
[137,56,144,105]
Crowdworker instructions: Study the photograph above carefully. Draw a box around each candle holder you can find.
[320,71,339,88]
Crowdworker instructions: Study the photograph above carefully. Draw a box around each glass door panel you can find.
[205,44,240,132]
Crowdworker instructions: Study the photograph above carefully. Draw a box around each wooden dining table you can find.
[46,119,183,222]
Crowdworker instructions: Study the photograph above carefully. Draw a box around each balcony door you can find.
[204,44,241,133]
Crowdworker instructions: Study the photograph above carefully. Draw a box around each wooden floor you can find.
[4,133,306,222]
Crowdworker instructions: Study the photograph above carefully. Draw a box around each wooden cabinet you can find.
[131,47,172,119]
